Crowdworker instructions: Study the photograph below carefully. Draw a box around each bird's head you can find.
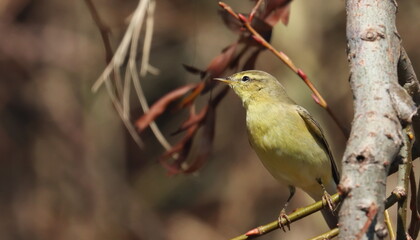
[214,70,291,105]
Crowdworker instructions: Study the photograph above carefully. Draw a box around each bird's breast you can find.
[245,103,332,190]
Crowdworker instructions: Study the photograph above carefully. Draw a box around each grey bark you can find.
[340,1,416,240]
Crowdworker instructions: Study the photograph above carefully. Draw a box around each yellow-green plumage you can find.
[246,99,334,198]
[215,70,339,228]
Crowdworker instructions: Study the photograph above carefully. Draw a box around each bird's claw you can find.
[278,209,291,231]
[322,191,335,214]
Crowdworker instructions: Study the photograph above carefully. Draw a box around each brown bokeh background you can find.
[1,0,419,239]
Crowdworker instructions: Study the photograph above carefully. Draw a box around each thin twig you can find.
[249,0,264,23]
[307,228,339,240]
[309,191,405,240]
[230,184,406,240]
[83,0,113,63]
[92,1,138,92]
[408,168,420,239]
[229,193,342,240]
[84,0,124,97]
[384,210,395,240]
[396,129,413,239]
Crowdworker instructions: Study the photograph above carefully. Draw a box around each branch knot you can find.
[361,27,385,42]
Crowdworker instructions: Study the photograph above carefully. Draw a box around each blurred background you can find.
[1,0,419,239]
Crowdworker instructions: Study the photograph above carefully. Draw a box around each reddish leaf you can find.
[250,16,273,42]
[265,0,292,13]
[183,104,215,173]
[135,83,197,131]
[252,0,292,26]
[182,64,207,79]
[182,86,229,173]
[202,43,238,92]
[182,43,238,97]
[181,44,237,103]
[161,86,230,175]
[219,10,243,33]
[172,105,208,135]
[206,43,238,78]
[265,3,291,26]
[160,124,199,175]
[178,82,205,109]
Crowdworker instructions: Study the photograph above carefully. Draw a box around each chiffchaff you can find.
[215,70,339,229]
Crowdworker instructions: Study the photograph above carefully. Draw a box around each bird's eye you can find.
[241,76,250,82]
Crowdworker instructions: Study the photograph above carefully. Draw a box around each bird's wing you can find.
[296,106,340,184]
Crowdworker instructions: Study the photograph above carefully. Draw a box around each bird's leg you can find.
[278,186,295,231]
[316,178,335,213]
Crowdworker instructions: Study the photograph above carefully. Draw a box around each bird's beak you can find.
[213,77,232,84]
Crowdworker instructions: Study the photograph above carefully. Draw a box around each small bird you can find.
[215,70,339,229]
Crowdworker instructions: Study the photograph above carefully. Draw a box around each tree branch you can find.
[339,0,414,239]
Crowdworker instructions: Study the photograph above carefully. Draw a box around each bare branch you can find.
[340,0,406,239]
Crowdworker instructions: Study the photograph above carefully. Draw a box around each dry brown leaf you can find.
[135,83,197,131]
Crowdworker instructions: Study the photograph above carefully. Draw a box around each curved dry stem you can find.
[91,0,171,151]
[128,0,171,151]
[105,80,144,147]
[140,0,158,77]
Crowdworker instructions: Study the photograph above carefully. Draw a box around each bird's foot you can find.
[277,209,291,231]
[322,191,335,214]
